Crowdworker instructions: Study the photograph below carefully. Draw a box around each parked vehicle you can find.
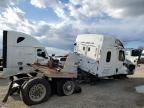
[2,30,81,106]
[139,50,144,64]
[74,34,135,79]
[1,31,136,106]
[0,58,3,71]
[55,56,67,68]
[125,48,140,65]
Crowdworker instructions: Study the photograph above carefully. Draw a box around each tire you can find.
[57,80,75,96]
[20,77,51,106]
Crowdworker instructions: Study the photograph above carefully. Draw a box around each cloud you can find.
[30,0,144,19]
[68,0,105,19]
[0,6,35,48]
[46,47,71,55]
[1,0,144,54]
[77,16,144,41]
[30,0,67,19]
[1,5,144,51]
[0,3,75,51]
[34,22,78,50]
[0,0,18,9]
[37,16,144,50]
[66,0,144,19]
[0,7,37,37]
[30,0,58,8]
[30,0,144,20]
[1,7,25,24]
[103,0,144,18]
[54,6,67,19]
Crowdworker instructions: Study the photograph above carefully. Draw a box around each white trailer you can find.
[74,34,134,78]
[2,30,81,106]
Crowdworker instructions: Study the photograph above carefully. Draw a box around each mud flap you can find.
[2,72,36,103]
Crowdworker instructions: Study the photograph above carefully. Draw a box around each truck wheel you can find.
[57,80,75,96]
[20,77,51,106]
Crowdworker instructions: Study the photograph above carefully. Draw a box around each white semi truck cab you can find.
[2,30,81,106]
[2,30,49,77]
[74,34,135,79]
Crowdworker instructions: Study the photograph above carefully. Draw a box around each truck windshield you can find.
[37,49,47,58]
[60,57,67,61]
[131,50,141,56]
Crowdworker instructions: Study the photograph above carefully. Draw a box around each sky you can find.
[0,0,144,55]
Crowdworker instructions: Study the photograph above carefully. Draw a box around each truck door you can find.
[35,48,49,65]
[86,46,98,59]
[78,45,87,71]
[85,46,98,75]
[116,50,125,74]
[102,48,116,76]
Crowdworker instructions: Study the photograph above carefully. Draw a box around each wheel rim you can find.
[29,84,46,102]
[63,81,74,96]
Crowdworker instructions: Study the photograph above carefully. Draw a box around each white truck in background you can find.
[74,34,135,79]
[139,50,144,63]
[1,30,81,106]
[125,48,140,65]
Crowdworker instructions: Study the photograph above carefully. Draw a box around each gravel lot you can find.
[0,65,144,108]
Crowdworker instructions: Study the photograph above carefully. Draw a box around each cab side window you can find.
[83,47,85,51]
[119,50,125,61]
[37,49,46,58]
[88,47,90,51]
[17,37,25,43]
[106,51,111,62]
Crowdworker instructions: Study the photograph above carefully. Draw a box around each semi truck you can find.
[74,34,135,79]
[1,31,135,106]
[1,30,81,105]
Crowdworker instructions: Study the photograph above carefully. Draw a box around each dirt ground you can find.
[0,65,144,108]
